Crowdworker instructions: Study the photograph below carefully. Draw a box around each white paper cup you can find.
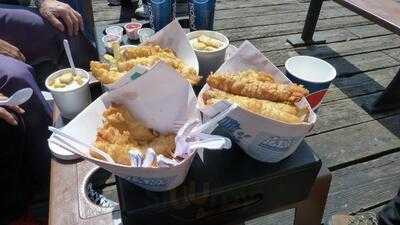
[285,56,337,111]
[186,30,229,79]
[105,25,123,37]
[45,68,91,119]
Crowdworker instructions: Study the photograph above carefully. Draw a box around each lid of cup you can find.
[102,34,120,42]
[125,22,142,29]
[106,25,123,33]
[138,28,155,36]
[285,56,337,83]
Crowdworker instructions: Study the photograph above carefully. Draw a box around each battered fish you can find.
[90,61,125,84]
[207,71,309,103]
[90,44,200,85]
[93,104,176,165]
[203,89,307,124]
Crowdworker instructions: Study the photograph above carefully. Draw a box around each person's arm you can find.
[34,0,84,36]
[0,39,26,62]
[0,93,25,126]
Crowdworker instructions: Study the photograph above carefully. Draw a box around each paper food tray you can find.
[49,62,201,191]
[197,41,317,163]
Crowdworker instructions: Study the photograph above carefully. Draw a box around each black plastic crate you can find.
[116,130,321,225]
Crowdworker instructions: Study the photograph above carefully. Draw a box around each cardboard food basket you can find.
[49,62,201,191]
[104,19,200,90]
[197,41,317,163]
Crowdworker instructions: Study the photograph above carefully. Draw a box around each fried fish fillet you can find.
[145,134,175,158]
[203,89,306,123]
[101,105,157,142]
[93,104,176,165]
[90,45,200,85]
[119,45,200,85]
[90,61,125,84]
[95,126,138,165]
[123,44,172,59]
[207,71,309,103]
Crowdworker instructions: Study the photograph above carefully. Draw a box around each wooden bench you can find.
[287,0,400,112]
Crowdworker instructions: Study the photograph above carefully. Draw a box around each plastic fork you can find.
[48,126,114,163]
[173,103,237,135]
[188,136,232,150]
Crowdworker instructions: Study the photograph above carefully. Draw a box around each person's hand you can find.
[0,39,26,62]
[0,93,25,126]
[39,0,84,36]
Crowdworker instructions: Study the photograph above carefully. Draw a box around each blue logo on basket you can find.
[219,117,252,141]
[256,136,299,153]
[130,72,142,80]
[125,175,177,188]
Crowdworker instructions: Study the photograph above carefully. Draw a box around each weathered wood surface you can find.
[76,0,400,224]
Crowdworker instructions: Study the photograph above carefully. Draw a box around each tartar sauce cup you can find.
[186,30,229,82]
[102,34,122,54]
[45,68,91,119]
[105,25,124,37]
[138,28,155,43]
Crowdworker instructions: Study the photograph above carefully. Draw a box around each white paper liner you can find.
[49,62,202,191]
[104,19,199,90]
[197,41,317,163]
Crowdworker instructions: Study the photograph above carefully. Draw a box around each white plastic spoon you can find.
[0,88,33,107]
[63,39,77,75]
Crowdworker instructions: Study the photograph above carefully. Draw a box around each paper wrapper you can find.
[197,41,317,163]
[50,62,201,191]
[104,19,199,90]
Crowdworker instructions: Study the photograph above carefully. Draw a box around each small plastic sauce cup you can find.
[124,22,142,40]
[138,28,155,43]
[102,34,121,53]
[105,25,123,37]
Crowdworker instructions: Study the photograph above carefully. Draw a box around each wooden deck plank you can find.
[215,3,309,20]
[326,51,399,76]
[266,49,399,73]
[214,0,297,10]
[214,7,356,30]
[91,1,349,25]
[292,34,400,60]
[312,92,400,135]
[306,114,400,168]
[231,28,358,53]
[346,24,393,38]
[383,48,400,61]
[324,66,399,102]
[325,151,400,216]
[231,23,394,54]
[90,0,298,12]
[218,15,371,41]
